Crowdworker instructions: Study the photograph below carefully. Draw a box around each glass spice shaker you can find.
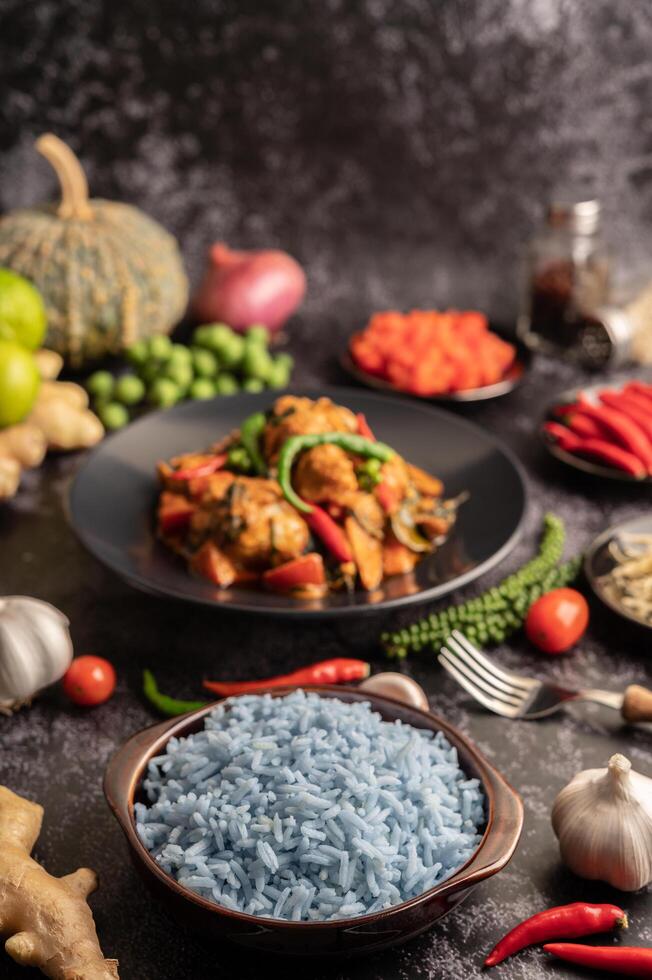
[518,198,612,367]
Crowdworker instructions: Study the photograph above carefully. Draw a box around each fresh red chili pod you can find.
[203,657,371,696]
[544,943,652,977]
[566,412,606,439]
[575,399,652,470]
[543,423,647,477]
[485,903,627,967]
[599,391,652,441]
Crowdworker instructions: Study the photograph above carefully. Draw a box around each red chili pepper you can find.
[170,453,228,481]
[544,943,652,977]
[356,413,376,440]
[203,657,371,695]
[262,553,325,592]
[576,399,652,470]
[566,412,605,439]
[544,423,646,477]
[304,504,352,562]
[599,391,652,442]
[625,381,652,406]
[485,903,627,967]
[376,480,399,514]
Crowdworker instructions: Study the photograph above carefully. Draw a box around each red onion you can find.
[193,242,306,334]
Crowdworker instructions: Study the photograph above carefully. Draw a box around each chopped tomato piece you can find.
[263,553,325,592]
[158,492,195,534]
[191,541,237,587]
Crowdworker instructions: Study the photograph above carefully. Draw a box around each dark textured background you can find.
[2,2,652,978]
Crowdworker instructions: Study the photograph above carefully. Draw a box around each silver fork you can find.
[438,630,652,722]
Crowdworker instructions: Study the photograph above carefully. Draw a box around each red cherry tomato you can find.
[63,655,116,706]
[525,588,589,654]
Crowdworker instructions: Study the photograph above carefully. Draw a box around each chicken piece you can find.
[380,455,411,504]
[294,444,359,506]
[199,477,310,570]
[263,396,358,463]
[382,530,419,576]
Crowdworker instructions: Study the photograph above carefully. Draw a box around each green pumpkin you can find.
[0,134,188,367]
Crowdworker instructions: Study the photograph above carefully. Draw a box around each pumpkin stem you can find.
[35,134,93,221]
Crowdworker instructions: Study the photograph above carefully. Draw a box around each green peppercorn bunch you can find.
[382,513,582,659]
[84,323,294,430]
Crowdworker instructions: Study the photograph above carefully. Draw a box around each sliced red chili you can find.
[304,504,353,562]
[170,453,228,481]
[356,413,376,440]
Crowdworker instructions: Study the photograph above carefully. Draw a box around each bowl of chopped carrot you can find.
[344,310,528,401]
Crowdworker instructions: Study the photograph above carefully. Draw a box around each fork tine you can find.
[438,652,520,718]
[439,645,525,707]
[445,634,529,700]
[450,630,535,693]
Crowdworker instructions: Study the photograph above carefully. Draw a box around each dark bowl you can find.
[104,685,523,956]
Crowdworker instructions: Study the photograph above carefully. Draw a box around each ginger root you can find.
[0,423,47,468]
[0,785,118,979]
[34,349,64,381]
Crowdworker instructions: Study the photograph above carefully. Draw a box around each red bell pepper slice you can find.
[356,413,376,440]
[375,480,399,514]
[263,553,325,591]
[170,453,228,481]
[304,504,352,562]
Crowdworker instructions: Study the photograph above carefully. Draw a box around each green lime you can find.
[126,340,148,367]
[0,340,40,426]
[214,373,239,396]
[189,378,215,400]
[98,401,129,431]
[85,370,114,400]
[245,324,269,346]
[164,360,193,392]
[147,334,173,361]
[243,377,265,393]
[148,377,181,408]
[169,343,193,364]
[0,268,47,350]
[192,347,219,378]
[114,374,145,406]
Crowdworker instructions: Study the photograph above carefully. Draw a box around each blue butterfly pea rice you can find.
[135,690,485,921]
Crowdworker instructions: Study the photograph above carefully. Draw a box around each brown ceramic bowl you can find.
[104,686,523,956]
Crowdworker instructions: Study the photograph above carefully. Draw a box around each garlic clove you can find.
[358,672,429,711]
[552,753,652,891]
[0,596,73,705]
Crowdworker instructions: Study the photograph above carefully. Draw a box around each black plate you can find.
[68,386,527,617]
[341,328,529,403]
[585,515,652,629]
[541,384,652,484]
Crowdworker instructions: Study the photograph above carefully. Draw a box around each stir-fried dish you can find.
[156,396,464,597]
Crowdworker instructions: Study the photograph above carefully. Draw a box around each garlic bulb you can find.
[0,596,73,710]
[552,753,652,891]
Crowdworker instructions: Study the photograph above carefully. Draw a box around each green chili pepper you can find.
[277,433,395,513]
[239,411,267,475]
[143,669,206,717]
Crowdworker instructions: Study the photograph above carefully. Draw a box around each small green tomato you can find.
[214,373,239,396]
[98,401,129,430]
[192,347,219,378]
[242,346,273,381]
[243,377,265,393]
[126,340,148,368]
[245,324,269,345]
[164,360,193,392]
[219,334,245,369]
[168,343,193,364]
[147,334,173,361]
[148,378,181,408]
[85,370,114,400]
[189,378,216,400]
[113,374,146,406]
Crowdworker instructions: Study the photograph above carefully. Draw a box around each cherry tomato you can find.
[63,655,116,706]
[525,588,589,654]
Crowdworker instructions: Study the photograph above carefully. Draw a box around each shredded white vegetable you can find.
[599,532,652,624]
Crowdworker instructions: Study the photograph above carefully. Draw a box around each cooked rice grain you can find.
[135,690,484,921]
